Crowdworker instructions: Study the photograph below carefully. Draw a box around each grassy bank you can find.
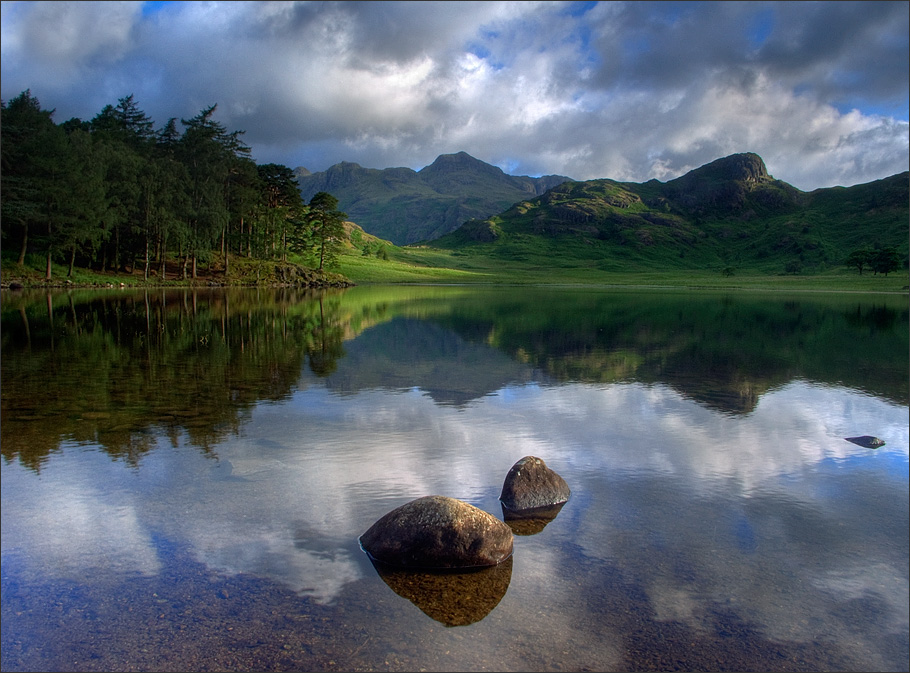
[340,246,910,293]
[0,253,351,290]
[3,248,907,294]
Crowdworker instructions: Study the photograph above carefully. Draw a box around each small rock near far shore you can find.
[845,435,886,449]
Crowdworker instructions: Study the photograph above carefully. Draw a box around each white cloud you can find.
[1,1,140,68]
[1,1,907,188]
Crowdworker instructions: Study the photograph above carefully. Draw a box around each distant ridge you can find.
[430,152,908,274]
[294,152,572,245]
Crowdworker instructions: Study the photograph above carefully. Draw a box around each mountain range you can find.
[297,151,907,274]
[294,152,572,245]
[430,152,908,273]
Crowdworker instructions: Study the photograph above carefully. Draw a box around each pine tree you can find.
[306,192,347,271]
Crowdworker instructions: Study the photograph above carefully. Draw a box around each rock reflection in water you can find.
[369,556,513,627]
[501,502,567,536]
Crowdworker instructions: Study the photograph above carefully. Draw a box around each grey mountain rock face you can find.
[294,152,573,245]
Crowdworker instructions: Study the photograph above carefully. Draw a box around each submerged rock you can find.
[370,556,513,627]
[500,456,570,514]
[845,435,886,449]
[502,501,567,536]
[359,495,513,569]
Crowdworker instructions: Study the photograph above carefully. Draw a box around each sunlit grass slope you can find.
[337,243,908,292]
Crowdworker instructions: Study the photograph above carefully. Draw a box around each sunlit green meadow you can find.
[339,245,910,293]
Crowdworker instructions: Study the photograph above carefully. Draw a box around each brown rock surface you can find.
[500,456,570,513]
[359,495,514,569]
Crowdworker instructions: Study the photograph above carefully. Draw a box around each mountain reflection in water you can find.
[1,285,907,672]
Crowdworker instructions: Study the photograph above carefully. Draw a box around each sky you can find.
[1,0,908,190]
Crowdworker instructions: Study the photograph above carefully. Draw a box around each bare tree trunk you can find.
[159,235,167,281]
[319,228,326,271]
[46,293,54,351]
[18,224,28,264]
[144,236,150,281]
[19,306,31,349]
[113,223,120,271]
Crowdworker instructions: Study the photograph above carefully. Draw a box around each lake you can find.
[1,285,907,672]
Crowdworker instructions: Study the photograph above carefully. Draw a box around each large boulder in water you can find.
[359,495,513,569]
[499,456,570,515]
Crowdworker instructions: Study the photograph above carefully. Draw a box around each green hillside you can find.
[294,152,571,245]
[429,153,908,276]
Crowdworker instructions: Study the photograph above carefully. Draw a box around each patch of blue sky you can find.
[141,1,173,16]
[559,1,599,18]
[789,81,904,120]
[746,7,775,50]
[497,159,521,175]
[826,69,909,120]
[466,43,505,71]
[468,43,492,60]
[832,99,910,122]
[652,0,701,26]
[563,17,600,70]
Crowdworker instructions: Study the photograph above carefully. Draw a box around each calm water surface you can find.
[1,285,908,672]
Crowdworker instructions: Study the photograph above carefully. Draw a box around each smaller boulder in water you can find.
[500,456,570,514]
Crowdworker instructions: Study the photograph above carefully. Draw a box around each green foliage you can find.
[428,155,908,279]
[1,90,341,284]
[784,259,802,275]
[306,192,347,271]
[846,246,904,277]
[845,248,873,275]
[257,163,305,261]
[0,289,351,466]
[3,93,905,291]
[870,246,902,276]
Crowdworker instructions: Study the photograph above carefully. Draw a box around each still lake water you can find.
[1,285,907,672]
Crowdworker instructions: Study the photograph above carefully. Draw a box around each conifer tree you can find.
[306,192,347,271]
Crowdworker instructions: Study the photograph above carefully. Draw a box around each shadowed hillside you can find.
[295,152,571,245]
[431,153,908,275]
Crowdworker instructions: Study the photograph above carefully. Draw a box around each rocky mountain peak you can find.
[420,151,506,177]
[683,152,770,184]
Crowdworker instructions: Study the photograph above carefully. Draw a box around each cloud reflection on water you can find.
[2,378,906,656]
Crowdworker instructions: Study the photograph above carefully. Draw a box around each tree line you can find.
[1,90,347,281]
[844,246,901,276]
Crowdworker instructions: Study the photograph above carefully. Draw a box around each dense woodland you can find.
[1,91,347,280]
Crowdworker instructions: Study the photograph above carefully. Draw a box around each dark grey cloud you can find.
[756,1,909,111]
[1,1,907,190]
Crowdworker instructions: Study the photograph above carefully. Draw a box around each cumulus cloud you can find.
[1,0,907,189]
